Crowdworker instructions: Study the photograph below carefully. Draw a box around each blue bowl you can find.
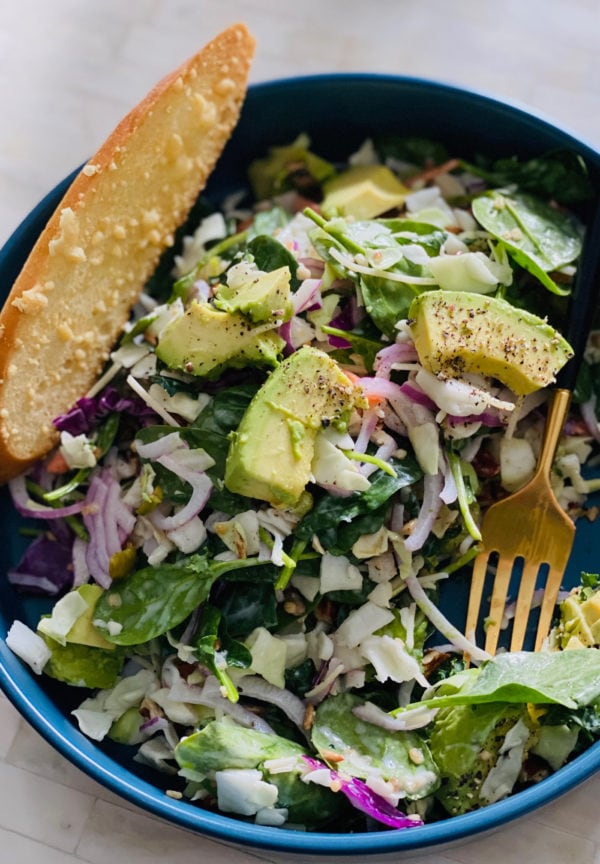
[2,74,600,860]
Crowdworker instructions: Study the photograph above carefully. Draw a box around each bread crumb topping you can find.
[48,208,87,263]
[11,284,49,314]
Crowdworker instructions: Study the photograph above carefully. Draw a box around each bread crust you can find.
[0,23,255,483]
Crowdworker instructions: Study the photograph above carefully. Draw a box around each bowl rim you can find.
[2,71,600,858]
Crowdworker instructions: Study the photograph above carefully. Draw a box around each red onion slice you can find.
[352,699,437,731]
[9,474,86,520]
[151,455,213,530]
[168,675,274,733]
[374,342,419,379]
[580,396,600,443]
[292,278,322,315]
[404,471,444,552]
[135,432,186,461]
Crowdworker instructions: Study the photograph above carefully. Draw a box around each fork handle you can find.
[535,388,571,479]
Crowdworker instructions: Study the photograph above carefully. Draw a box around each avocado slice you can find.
[156,300,285,377]
[224,346,362,506]
[409,290,573,395]
[321,164,409,220]
[66,584,116,650]
[156,267,293,377]
[560,589,600,648]
[213,266,293,325]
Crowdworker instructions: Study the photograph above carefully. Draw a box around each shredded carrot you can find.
[407,158,460,187]
[345,370,385,406]
[45,451,70,474]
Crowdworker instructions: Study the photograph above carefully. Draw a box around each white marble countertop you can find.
[2,2,600,863]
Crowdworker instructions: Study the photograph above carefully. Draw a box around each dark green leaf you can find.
[215,579,278,637]
[296,456,422,551]
[374,136,449,171]
[246,234,300,289]
[191,384,258,476]
[194,604,222,657]
[285,658,316,697]
[94,554,264,645]
[463,150,593,205]
[472,190,584,296]
[360,273,424,338]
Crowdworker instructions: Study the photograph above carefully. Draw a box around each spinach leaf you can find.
[194,604,252,701]
[359,273,424,339]
[249,206,290,237]
[296,456,422,552]
[412,648,600,711]
[472,190,584,296]
[246,234,300,289]
[463,150,593,205]
[215,579,278,637]
[191,384,258,476]
[93,554,264,645]
[573,360,600,408]
[380,219,448,254]
[306,210,433,338]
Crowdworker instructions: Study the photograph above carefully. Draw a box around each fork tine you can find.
[535,565,564,651]
[509,561,540,652]
[465,551,489,645]
[485,556,514,655]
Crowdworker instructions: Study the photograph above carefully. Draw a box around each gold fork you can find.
[465,387,574,655]
[465,201,600,655]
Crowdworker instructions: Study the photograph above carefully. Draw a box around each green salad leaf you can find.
[410,649,600,711]
[296,456,422,553]
[472,189,584,296]
[174,718,346,825]
[462,149,593,205]
[93,554,265,646]
[312,693,439,800]
[429,701,532,815]
[246,234,300,288]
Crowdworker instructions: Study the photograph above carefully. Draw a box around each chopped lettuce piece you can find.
[429,700,532,815]
[414,649,600,710]
[311,693,439,800]
[174,719,345,826]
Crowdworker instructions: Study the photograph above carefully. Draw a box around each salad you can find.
[5,133,600,832]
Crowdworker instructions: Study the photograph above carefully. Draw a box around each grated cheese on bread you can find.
[0,23,255,483]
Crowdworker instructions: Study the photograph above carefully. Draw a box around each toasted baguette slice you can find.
[0,23,255,483]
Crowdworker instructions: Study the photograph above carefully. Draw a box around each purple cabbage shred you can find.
[8,528,74,596]
[53,386,157,435]
[301,755,423,830]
